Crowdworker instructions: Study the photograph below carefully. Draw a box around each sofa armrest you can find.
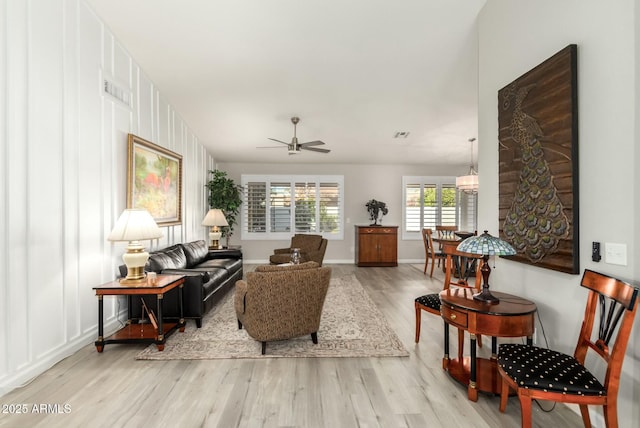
[207,248,243,261]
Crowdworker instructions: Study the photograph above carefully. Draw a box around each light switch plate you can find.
[604,243,627,266]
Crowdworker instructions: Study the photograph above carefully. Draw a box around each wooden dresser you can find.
[355,225,398,267]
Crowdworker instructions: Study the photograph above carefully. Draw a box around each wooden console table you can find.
[93,274,186,352]
[439,288,536,401]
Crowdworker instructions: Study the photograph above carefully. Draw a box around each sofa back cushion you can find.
[146,244,187,272]
[181,240,208,267]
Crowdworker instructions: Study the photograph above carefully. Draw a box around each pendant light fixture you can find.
[456,137,478,194]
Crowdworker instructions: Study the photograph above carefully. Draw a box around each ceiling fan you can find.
[259,117,330,155]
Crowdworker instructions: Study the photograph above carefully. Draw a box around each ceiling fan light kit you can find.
[260,116,331,155]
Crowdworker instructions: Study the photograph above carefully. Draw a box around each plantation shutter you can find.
[270,182,291,232]
[245,182,266,233]
[319,181,340,234]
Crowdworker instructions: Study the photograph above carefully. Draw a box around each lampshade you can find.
[457,230,516,257]
[455,171,478,194]
[202,209,228,249]
[108,209,163,284]
[201,209,229,227]
[108,209,163,242]
[456,137,479,194]
[457,230,515,304]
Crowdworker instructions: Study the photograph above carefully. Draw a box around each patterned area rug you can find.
[136,274,409,359]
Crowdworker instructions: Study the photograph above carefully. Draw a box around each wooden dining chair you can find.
[435,225,458,267]
[422,228,445,277]
[414,243,483,344]
[497,270,639,428]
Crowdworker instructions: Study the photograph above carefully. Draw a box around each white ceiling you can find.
[86,0,486,166]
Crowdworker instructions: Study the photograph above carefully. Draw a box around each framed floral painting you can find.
[127,134,182,226]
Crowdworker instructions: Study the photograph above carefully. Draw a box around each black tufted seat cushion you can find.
[415,293,441,311]
[498,343,605,396]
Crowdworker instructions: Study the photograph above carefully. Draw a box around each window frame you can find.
[402,176,459,240]
[241,174,344,240]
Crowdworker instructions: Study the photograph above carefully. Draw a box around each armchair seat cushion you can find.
[498,343,605,396]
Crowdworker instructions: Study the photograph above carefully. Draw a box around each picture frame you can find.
[498,44,579,274]
[127,134,182,226]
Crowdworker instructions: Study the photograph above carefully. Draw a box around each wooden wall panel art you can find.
[498,45,579,274]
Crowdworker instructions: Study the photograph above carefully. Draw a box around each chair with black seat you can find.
[414,243,483,343]
[497,269,639,428]
[422,228,445,277]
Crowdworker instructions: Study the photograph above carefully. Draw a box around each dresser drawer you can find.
[441,305,468,329]
[360,227,395,234]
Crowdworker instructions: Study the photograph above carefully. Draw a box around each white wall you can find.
[478,1,638,426]
[0,0,213,395]
[218,162,465,264]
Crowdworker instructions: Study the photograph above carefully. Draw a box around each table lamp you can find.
[202,209,228,249]
[456,230,516,304]
[108,209,163,284]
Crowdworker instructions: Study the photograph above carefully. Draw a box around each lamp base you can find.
[473,254,500,304]
[119,276,148,285]
[473,288,500,304]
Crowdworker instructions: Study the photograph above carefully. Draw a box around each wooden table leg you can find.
[442,322,450,370]
[95,295,104,353]
[178,283,185,332]
[156,293,165,351]
[468,333,478,401]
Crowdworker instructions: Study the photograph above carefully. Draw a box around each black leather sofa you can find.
[123,240,243,328]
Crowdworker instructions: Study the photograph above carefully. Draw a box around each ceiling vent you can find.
[394,131,410,138]
[103,77,131,107]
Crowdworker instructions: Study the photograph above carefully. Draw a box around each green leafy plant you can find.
[365,199,388,226]
[206,170,243,243]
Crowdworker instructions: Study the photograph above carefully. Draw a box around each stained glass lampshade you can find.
[457,230,516,304]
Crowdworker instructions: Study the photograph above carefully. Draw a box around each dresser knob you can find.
[450,314,457,320]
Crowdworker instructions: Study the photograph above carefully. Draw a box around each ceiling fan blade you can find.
[301,140,325,147]
[302,146,330,153]
[268,138,289,145]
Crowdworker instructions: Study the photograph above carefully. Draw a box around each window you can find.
[403,176,475,239]
[242,175,344,240]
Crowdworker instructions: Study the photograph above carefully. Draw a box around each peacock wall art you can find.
[497,45,580,274]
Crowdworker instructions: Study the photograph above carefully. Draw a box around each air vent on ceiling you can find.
[394,131,410,138]
[103,78,131,107]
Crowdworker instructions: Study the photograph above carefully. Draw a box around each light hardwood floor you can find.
[0,264,582,428]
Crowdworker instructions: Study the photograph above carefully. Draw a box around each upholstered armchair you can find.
[234,261,332,354]
[269,234,328,266]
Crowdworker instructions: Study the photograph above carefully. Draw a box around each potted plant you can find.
[205,169,243,247]
[365,199,388,226]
